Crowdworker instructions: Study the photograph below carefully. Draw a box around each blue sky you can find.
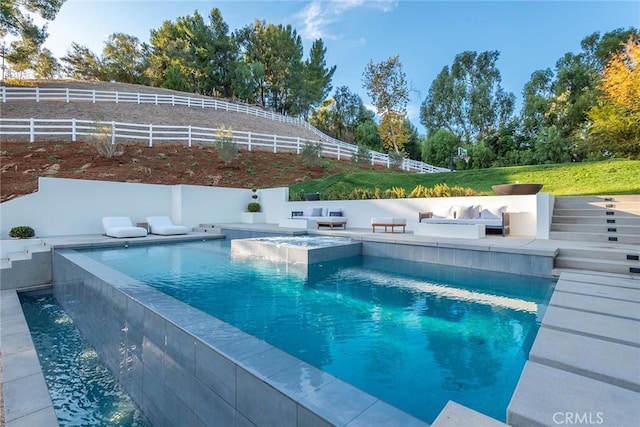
[42,1,639,133]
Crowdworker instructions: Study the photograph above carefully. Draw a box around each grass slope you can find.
[290,159,640,197]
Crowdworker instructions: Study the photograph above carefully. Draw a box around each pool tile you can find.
[142,307,167,348]
[164,351,195,408]
[267,362,336,402]
[216,335,274,364]
[5,406,59,427]
[142,336,165,380]
[2,348,42,382]
[165,322,196,372]
[3,373,54,422]
[242,346,302,380]
[195,341,237,406]
[192,377,236,426]
[236,367,297,427]
[298,378,377,426]
[347,399,427,427]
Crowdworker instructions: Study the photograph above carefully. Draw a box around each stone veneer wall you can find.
[51,248,427,427]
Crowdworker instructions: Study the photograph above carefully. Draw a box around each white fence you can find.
[0,86,449,173]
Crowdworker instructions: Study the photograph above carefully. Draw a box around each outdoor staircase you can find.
[191,223,220,234]
[551,196,640,275]
[0,239,52,290]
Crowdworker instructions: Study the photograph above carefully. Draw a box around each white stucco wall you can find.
[0,177,551,238]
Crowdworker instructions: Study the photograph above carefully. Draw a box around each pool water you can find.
[80,240,555,423]
[19,292,150,427]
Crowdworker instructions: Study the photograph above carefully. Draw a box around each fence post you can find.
[149,124,153,147]
[66,88,70,103]
[72,118,76,142]
[30,118,35,142]
[188,97,191,108]
[111,121,116,145]
[296,137,300,154]
[201,98,204,109]
[1,86,5,103]
[115,91,119,104]
[155,94,158,105]
[273,135,277,153]
[92,90,96,103]
[172,95,175,106]
[337,145,340,160]
[137,93,140,105]
[188,125,192,147]
[36,87,40,102]
[247,131,252,151]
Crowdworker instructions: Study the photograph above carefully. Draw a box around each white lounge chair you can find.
[102,216,147,238]
[146,216,189,235]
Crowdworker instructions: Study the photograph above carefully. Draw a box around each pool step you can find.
[0,241,52,290]
[191,223,221,234]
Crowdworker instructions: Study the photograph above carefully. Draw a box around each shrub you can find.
[385,186,406,198]
[247,202,261,212]
[215,125,239,166]
[388,151,405,169]
[408,184,429,198]
[302,141,323,167]
[89,115,119,158]
[9,226,35,239]
[351,144,372,165]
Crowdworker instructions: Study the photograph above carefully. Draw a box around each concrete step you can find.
[192,223,221,234]
[554,256,640,275]
[550,223,640,234]
[553,216,638,225]
[554,195,640,205]
[549,231,640,244]
[558,246,640,262]
[553,208,640,217]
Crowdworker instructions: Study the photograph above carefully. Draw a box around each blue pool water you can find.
[19,291,150,427]
[80,240,555,423]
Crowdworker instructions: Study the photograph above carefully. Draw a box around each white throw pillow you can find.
[455,205,476,219]
[432,206,453,219]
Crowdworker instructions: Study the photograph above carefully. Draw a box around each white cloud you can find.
[296,0,398,40]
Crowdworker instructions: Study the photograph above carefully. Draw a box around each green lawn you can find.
[290,159,640,198]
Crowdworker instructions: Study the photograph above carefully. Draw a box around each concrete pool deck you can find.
[1,227,639,426]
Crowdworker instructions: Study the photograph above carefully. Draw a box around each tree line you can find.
[2,1,638,167]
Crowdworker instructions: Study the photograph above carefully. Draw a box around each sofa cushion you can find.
[454,205,478,219]
[328,209,343,217]
[432,206,454,219]
[481,206,507,219]
[311,207,323,217]
[291,211,304,217]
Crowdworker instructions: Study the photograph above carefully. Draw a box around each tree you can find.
[363,55,410,153]
[33,48,60,78]
[296,39,335,116]
[585,36,640,159]
[521,69,554,139]
[102,33,147,84]
[147,8,237,96]
[1,0,65,70]
[61,42,103,80]
[420,50,515,144]
[421,129,461,168]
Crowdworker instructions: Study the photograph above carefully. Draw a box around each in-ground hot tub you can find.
[230,235,362,264]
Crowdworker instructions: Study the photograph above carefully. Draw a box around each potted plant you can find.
[242,188,265,223]
[247,187,261,212]
[9,225,35,239]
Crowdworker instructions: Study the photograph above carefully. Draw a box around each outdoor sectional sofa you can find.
[279,207,346,229]
[418,205,510,236]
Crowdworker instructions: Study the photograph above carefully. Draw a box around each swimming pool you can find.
[75,240,555,423]
[19,291,149,426]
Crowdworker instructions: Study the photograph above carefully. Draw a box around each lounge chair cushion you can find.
[102,216,147,238]
[146,216,188,235]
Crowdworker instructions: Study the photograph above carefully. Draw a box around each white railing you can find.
[0,86,449,173]
[0,118,450,173]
